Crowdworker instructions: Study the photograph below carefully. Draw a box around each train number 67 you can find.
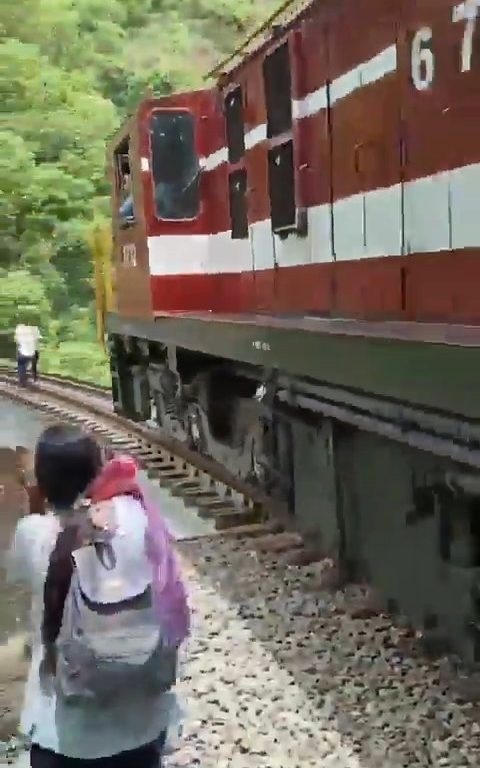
[411,2,479,91]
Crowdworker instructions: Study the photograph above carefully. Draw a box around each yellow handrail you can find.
[88,222,114,347]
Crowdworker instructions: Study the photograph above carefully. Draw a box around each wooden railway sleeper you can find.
[170,480,207,496]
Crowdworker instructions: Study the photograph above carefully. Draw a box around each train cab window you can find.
[263,42,292,138]
[229,169,248,239]
[268,141,296,232]
[225,87,245,164]
[115,138,135,228]
[150,110,200,221]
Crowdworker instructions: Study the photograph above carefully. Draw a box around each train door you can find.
[328,0,403,318]
[240,61,276,312]
[228,37,301,314]
[111,123,154,320]
[223,83,255,313]
[261,39,298,311]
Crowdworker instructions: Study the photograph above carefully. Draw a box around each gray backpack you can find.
[55,508,177,704]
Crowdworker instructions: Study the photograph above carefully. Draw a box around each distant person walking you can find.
[14,324,41,386]
[30,325,41,382]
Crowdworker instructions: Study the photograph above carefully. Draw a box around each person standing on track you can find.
[29,324,42,383]
[14,323,34,387]
[14,323,41,386]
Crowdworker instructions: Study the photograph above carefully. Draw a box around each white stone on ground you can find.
[167,536,480,768]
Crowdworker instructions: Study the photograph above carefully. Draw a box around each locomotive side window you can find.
[150,110,200,221]
[263,42,292,138]
[229,169,248,239]
[115,137,135,228]
[268,141,296,232]
[225,87,245,164]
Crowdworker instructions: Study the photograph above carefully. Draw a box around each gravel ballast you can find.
[2,532,480,766]
[167,534,480,768]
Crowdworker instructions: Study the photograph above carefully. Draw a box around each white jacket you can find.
[8,499,176,758]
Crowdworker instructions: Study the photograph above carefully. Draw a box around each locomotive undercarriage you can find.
[110,335,277,490]
[109,332,480,667]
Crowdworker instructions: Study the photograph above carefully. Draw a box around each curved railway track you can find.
[0,365,110,398]
[0,370,281,538]
[2,371,480,643]
[2,374,480,767]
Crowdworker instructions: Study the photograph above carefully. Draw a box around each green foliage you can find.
[0,269,50,328]
[41,341,112,387]
[0,0,279,382]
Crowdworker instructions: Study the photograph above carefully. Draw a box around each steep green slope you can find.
[0,0,279,383]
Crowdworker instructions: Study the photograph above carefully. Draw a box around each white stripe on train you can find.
[145,44,398,176]
[207,44,397,171]
[296,43,397,118]
[147,162,480,276]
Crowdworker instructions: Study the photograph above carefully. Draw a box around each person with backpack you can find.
[8,424,189,768]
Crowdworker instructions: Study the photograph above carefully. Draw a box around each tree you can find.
[0,0,280,379]
[0,269,50,329]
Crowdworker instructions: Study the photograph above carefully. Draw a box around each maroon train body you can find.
[106,0,480,663]
[111,0,480,322]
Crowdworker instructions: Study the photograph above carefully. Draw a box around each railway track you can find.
[0,371,281,538]
[2,375,480,767]
[0,366,110,399]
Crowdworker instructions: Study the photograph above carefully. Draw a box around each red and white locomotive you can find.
[107,0,480,658]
